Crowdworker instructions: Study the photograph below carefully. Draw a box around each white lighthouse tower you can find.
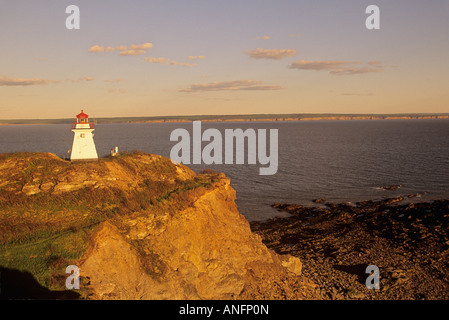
[70,110,98,161]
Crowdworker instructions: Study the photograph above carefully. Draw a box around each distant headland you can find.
[1,113,449,125]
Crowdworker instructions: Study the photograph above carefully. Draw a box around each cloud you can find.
[68,76,94,83]
[0,77,60,86]
[107,88,126,94]
[115,45,128,51]
[254,36,271,40]
[288,60,383,75]
[244,48,297,60]
[129,43,153,50]
[288,60,355,71]
[0,76,94,86]
[170,61,197,67]
[89,42,153,56]
[118,49,147,56]
[187,55,206,60]
[144,57,197,66]
[104,78,124,83]
[88,45,106,53]
[179,80,285,92]
[288,34,302,38]
[144,57,171,65]
[330,67,383,75]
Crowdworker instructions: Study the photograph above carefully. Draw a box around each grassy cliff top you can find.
[0,151,225,290]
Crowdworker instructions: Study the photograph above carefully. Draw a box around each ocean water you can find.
[1,119,449,221]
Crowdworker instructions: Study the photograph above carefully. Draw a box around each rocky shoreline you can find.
[250,196,449,300]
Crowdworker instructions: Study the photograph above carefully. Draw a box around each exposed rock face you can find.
[0,152,315,300]
[80,177,303,299]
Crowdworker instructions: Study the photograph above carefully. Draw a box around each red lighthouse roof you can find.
[76,110,89,119]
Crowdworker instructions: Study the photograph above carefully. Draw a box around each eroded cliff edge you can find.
[0,152,318,299]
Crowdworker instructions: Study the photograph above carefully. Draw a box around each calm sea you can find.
[1,120,449,221]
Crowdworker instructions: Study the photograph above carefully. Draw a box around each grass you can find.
[0,223,99,289]
[0,151,224,292]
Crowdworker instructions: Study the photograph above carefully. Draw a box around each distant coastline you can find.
[1,113,449,125]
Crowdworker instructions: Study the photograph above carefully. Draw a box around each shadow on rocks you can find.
[333,264,368,285]
[0,267,80,300]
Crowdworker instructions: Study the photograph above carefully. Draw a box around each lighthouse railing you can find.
[71,122,95,129]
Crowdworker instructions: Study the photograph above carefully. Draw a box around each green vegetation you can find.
[0,151,223,291]
[0,224,97,289]
[0,184,115,288]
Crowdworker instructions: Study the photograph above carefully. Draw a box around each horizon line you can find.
[1,112,449,124]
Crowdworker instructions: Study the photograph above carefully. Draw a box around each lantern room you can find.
[77,110,89,122]
[72,109,94,129]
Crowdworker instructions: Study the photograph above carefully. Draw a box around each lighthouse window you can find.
[80,133,85,138]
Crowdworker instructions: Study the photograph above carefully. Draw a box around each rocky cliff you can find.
[0,152,318,300]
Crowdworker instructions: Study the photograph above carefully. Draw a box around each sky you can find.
[0,0,448,119]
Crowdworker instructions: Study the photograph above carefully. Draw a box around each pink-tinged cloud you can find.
[244,48,297,59]
[115,45,128,51]
[187,55,206,60]
[330,67,383,75]
[89,42,153,56]
[68,76,94,83]
[88,45,105,53]
[170,61,197,67]
[107,88,126,94]
[118,49,147,56]
[0,76,94,86]
[254,36,272,40]
[288,60,383,75]
[129,43,152,50]
[104,78,125,83]
[144,57,171,65]
[144,57,197,66]
[0,77,60,86]
[288,60,355,70]
[179,80,285,92]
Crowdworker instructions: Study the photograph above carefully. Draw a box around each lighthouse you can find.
[70,110,98,161]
